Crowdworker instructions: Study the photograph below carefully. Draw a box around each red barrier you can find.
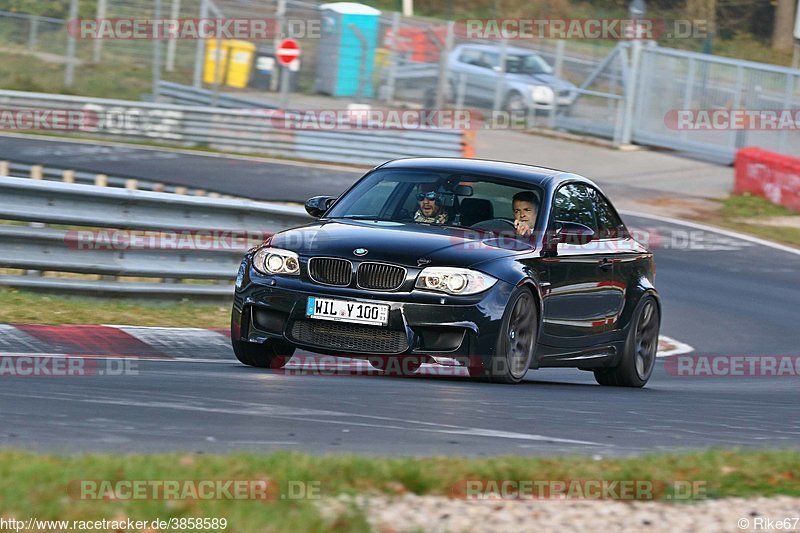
[734,147,800,212]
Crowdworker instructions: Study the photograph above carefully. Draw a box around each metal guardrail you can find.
[0,89,470,165]
[2,160,196,195]
[0,176,312,298]
[156,81,278,110]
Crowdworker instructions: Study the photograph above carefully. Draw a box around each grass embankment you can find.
[0,288,230,327]
[698,193,800,249]
[0,449,797,531]
[0,50,195,101]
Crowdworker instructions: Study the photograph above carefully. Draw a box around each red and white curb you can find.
[0,324,694,372]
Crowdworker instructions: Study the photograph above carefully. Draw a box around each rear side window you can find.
[552,183,597,231]
[594,192,626,239]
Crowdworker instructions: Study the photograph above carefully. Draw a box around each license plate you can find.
[306,297,389,326]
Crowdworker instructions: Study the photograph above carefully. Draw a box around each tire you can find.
[232,337,295,369]
[594,295,660,387]
[470,286,538,384]
[368,355,422,376]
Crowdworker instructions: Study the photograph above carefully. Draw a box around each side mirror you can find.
[550,221,596,246]
[305,195,336,218]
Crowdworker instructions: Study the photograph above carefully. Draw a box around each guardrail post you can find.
[194,189,207,196]
[192,0,209,87]
[619,39,642,146]
[153,183,166,192]
[125,179,138,190]
[64,0,78,87]
[95,174,108,187]
[28,16,40,49]
[30,165,43,180]
[434,20,455,110]
[93,0,107,63]
[175,186,187,195]
[0,161,8,176]
[547,40,566,130]
[63,170,75,183]
[492,39,508,111]
[383,12,401,103]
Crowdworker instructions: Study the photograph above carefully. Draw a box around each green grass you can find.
[0,449,797,531]
[0,287,230,327]
[718,193,800,219]
[0,50,193,100]
[696,193,800,248]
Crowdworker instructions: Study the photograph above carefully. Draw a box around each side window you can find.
[594,191,626,239]
[458,49,481,66]
[481,52,499,69]
[552,183,597,232]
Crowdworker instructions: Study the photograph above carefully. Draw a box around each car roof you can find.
[377,157,596,189]
[454,43,544,56]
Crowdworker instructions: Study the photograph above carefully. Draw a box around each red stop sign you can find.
[276,38,300,66]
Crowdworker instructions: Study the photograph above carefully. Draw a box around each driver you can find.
[512,191,537,237]
[414,184,449,225]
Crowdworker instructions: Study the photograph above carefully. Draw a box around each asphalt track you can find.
[1,215,798,456]
[0,134,362,201]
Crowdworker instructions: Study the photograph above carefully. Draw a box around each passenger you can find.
[414,184,449,224]
[512,191,538,237]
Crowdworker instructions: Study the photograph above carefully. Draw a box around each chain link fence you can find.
[2,1,800,163]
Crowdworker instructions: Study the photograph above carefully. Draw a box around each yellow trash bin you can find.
[225,40,256,88]
[203,40,229,85]
[203,40,256,88]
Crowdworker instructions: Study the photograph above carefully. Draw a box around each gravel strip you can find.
[320,494,800,532]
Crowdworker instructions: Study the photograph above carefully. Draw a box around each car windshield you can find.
[506,54,553,75]
[325,169,542,232]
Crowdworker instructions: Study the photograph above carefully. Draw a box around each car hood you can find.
[267,219,533,268]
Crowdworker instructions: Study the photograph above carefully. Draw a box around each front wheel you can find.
[470,286,538,384]
[594,295,660,387]
[232,337,295,369]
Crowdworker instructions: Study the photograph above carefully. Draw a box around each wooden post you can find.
[0,161,9,176]
[62,170,75,183]
[30,165,43,180]
[125,179,138,190]
[95,174,108,187]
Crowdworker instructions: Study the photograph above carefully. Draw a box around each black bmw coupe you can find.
[231,158,661,387]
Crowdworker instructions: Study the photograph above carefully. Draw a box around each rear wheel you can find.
[470,287,537,384]
[232,338,294,368]
[594,295,660,387]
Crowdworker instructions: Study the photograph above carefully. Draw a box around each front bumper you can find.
[232,263,515,365]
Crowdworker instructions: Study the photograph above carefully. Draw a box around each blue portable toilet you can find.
[315,2,381,97]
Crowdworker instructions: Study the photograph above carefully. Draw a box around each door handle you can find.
[598,258,613,271]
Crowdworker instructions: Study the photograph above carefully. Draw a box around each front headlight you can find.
[415,267,497,295]
[530,85,554,104]
[253,247,300,275]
